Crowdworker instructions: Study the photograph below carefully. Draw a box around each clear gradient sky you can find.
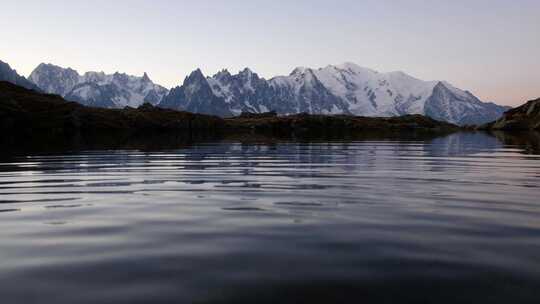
[1,0,539,106]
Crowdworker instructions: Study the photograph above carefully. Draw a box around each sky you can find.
[1,0,539,106]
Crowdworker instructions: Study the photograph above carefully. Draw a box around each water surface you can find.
[1,132,540,303]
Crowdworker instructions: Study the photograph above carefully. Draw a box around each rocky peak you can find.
[141,72,151,83]
[290,67,308,76]
[239,67,254,76]
[112,72,130,84]
[212,69,232,83]
[29,63,79,83]
[184,69,206,85]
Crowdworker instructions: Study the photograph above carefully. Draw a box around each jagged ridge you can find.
[2,59,510,125]
[159,62,509,125]
[29,63,168,108]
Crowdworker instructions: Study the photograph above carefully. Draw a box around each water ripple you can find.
[0,133,539,303]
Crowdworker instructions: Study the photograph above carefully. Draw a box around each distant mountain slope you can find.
[482,97,540,130]
[159,63,509,125]
[29,63,168,108]
[0,60,42,91]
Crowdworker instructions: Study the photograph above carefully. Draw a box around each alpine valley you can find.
[22,61,510,125]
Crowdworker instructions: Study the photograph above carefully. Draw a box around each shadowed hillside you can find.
[225,111,459,139]
[480,97,540,131]
[0,81,224,150]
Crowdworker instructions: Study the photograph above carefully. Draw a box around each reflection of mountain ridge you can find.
[427,132,503,157]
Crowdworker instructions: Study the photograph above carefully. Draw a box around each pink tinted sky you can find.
[1,0,539,106]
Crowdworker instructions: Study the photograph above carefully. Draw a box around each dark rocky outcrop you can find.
[239,111,278,119]
[225,113,459,139]
[480,98,540,131]
[0,81,223,150]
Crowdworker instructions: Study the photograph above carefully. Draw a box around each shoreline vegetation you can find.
[1,81,538,152]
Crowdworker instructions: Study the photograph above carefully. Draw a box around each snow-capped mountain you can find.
[0,60,41,92]
[29,63,168,108]
[159,62,509,125]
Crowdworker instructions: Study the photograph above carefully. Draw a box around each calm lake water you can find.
[1,132,540,303]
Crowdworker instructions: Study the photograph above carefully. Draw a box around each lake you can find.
[1,132,539,303]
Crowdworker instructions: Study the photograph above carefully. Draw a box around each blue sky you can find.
[1,0,539,106]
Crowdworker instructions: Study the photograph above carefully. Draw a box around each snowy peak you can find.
[424,81,508,125]
[159,63,508,125]
[284,64,442,117]
[289,67,309,76]
[331,62,379,75]
[29,63,168,108]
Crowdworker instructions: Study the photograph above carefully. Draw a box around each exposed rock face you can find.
[159,69,233,117]
[424,82,509,126]
[0,60,42,92]
[482,98,540,130]
[159,63,509,125]
[29,63,168,108]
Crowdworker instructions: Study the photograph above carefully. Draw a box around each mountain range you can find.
[2,60,510,125]
[29,63,168,108]
[160,63,509,125]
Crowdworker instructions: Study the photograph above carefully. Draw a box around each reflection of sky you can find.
[1,0,539,106]
[2,132,538,201]
[1,134,540,303]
